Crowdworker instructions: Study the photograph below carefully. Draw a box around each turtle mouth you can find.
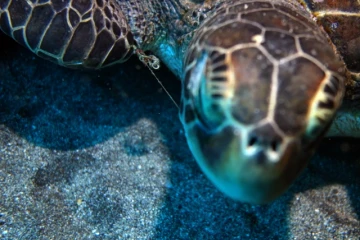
[185,121,312,204]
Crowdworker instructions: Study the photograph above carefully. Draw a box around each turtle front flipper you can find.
[181,0,345,204]
[0,0,135,68]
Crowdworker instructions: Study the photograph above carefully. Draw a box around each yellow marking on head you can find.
[306,72,343,136]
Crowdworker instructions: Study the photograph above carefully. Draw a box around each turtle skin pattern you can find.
[180,0,345,203]
[0,0,135,68]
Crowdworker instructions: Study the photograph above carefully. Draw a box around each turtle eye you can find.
[196,50,231,129]
[185,50,228,130]
[196,85,227,130]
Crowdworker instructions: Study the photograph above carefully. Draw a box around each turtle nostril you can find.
[248,136,258,147]
[247,134,282,153]
[270,140,279,152]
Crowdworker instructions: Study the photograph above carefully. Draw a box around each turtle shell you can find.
[300,0,360,81]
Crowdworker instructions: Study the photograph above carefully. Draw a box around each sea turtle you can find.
[0,0,359,204]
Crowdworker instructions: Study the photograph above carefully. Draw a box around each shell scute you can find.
[51,0,71,12]
[102,37,128,66]
[231,47,272,124]
[71,0,92,15]
[86,29,115,67]
[40,9,71,56]
[276,57,326,135]
[26,4,55,50]
[7,0,31,27]
[261,30,297,60]
[242,9,311,34]
[206,21,262,49]
[206,12,239,26]
[0,0,11,10]
[12,28,26,46]
[0,11,11,36]
[228,1,273,14]
[62,20,95,62]
[299,36,344,73]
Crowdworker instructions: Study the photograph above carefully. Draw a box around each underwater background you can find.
[0,31,359,239]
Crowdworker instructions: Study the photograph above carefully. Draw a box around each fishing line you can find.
[134,46,180,109]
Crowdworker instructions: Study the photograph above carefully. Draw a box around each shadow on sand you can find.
[1,32,359,239]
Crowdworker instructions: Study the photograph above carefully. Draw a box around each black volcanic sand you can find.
[0,32,359,239]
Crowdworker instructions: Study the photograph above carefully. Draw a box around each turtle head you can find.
[180,2,345,204]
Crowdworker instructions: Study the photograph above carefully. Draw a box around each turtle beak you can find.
[185,122,314,204]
